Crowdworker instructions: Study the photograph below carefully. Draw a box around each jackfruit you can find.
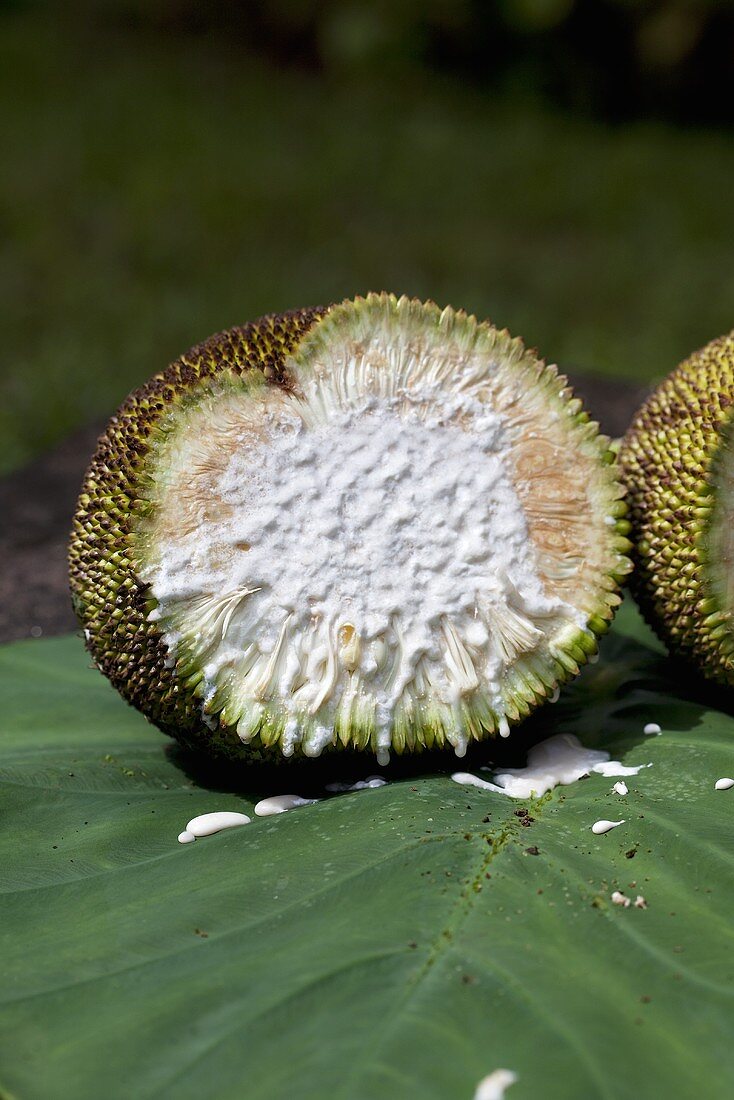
[70,293,631,762]
[619,331,734,685]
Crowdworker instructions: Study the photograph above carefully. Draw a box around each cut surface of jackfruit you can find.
[70,294,630,762]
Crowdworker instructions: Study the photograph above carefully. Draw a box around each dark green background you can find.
[2,0,733,473]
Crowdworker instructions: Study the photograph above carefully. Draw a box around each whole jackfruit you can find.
[70,293,631,763]
[619,331,734,685]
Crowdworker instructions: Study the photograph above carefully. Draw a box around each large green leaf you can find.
[1,599,733,1099]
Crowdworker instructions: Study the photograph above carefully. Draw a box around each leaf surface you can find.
[1,601,733,1099]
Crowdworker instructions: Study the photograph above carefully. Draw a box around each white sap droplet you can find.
[177,830,196,844]
[634,895,647,909]
[376,748,390,767]
[643,722,661,735]
[612,781,628,796]
[451,734,650,800]
[254,794,315,816]
[593,760,650,778]
[325,777,388,792]
[473,1069,518,1100]
[185,811,251,837]
[714,777,734,791]
[611,890,630,907]
[452,771,498,792]
[452,735,468,759]
[592,819,625,835]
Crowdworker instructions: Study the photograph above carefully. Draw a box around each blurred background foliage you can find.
[1,0,733,472]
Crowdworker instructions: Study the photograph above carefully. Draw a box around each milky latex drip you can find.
[453,734,650,799]
[177,811,251,844]
[473,1070,518,1100]
[144,382,582,758]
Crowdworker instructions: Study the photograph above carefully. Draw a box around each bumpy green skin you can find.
[619,331,734,686]
[69,307,327,761]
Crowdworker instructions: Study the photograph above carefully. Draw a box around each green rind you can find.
[619,330,734,686]
[69,306,329,761]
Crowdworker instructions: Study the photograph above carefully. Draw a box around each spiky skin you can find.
[70,294,631,762]
[619,331,734,685]
[69,306,327,760]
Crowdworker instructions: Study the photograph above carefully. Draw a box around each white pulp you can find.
[612,780,628,796]
[451,733,649,800]
[143,378,585,758]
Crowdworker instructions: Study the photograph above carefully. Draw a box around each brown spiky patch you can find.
[68,306,328,758]
[619,330,734,685]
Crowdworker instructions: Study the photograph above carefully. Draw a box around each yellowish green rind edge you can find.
[619,329,734,686]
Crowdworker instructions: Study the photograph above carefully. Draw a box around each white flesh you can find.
[136,299,621,757]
